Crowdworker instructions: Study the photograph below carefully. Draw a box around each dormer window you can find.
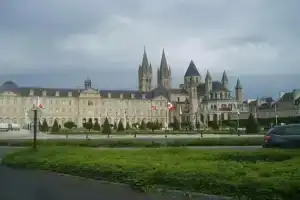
[42,90,47,96]
[131,94,135,99]
[68,92,72,97]
[55,91,60,96]
[29,89,34,96]
[108,93,111,98]
[120,93,123,98]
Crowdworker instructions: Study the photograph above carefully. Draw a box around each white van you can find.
[0,123,9,132]
[11,123,21,131]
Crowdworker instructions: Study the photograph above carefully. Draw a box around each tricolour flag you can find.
[168,102,175,111]
[152,105,158,110]
[36,96,44,109]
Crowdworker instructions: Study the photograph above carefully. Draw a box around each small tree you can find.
[84,118,93,132]
[146,122,153,129]
[150,120,161,132]
[117,121,125,132]
[246,113,260,134]
[38,121,42,131]
[126,122,130,130]
[173,116,180,131]
[41,119,49,132]
[64,121,75,138]
[102,117,112,135]
[196,121,200,129]
[51,119,60,132]
[64,121,75,130]
[211,117,219,130]
[140,119,146,130]
[93,120,101,131]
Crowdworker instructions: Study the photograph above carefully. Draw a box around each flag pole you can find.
[275,104,278,126]
[151,99,153,122]
[166,106,168,129]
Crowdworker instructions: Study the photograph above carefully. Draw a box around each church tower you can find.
[188,77,198,128]
[138,47,152,93]
[157,49,172,89]
[204,70,212,94]
[221,70,228,90]
[235,78,243,102]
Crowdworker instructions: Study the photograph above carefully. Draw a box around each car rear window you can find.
[282,126,300,135]
[267,128,275,135]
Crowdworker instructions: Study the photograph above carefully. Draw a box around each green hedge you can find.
[3,147,300,199]
[45,131,265,135]
[0,137,264,147]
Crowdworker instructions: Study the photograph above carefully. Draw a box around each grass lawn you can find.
[3,147,300,200]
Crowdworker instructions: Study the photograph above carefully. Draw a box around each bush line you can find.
[0,137,264,147]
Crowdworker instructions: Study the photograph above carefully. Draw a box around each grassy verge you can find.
[3,147,300,199]
[0,137,264,147]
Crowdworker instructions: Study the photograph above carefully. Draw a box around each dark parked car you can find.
[263,124,300,148]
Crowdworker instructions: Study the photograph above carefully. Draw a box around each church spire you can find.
[222,70,228,83]
[160,49,168,76]
[205,70,212,82]
[157,48,172,89]
[235,78,242,89]
[141,46,149,69]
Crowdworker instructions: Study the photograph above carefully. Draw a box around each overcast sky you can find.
[0,0,299,84]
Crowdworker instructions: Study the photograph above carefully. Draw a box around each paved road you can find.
[0,147,230,200]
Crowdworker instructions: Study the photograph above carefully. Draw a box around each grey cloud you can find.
[0,0,300,88]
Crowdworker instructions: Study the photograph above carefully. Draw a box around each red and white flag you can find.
[36,96,44,109]
[151,105,158,110]
[168,102,175,111]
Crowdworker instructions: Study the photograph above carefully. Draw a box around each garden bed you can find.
[3,147,300,199]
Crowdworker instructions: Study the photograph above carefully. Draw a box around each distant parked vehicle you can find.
[263,124,300,148]
[11,123,21,131]
[0,123,9,132]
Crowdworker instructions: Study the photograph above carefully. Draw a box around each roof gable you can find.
[184,60,200,77]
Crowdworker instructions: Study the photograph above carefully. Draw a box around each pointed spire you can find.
[184,60,200,77]
[141,46,149,68]
[205,70,212,81]
[160,48,168,71]
[235,78,242,89]
[221,70,228,83]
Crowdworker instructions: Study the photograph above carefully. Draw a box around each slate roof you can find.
[0,81,159,100]
[197,81,229,95]
[184,60,200,77]
[235,78,242,89]
[278,92,293,102]
[1,80,229,100]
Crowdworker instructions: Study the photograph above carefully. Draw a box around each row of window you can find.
[0,98,166,107]
[207,92,231,100]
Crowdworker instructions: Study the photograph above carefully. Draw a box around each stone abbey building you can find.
[0,48,245,128]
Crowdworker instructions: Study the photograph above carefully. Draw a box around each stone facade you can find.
[4,48,298,128]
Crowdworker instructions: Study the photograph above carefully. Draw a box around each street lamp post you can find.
[33,109,37,149]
